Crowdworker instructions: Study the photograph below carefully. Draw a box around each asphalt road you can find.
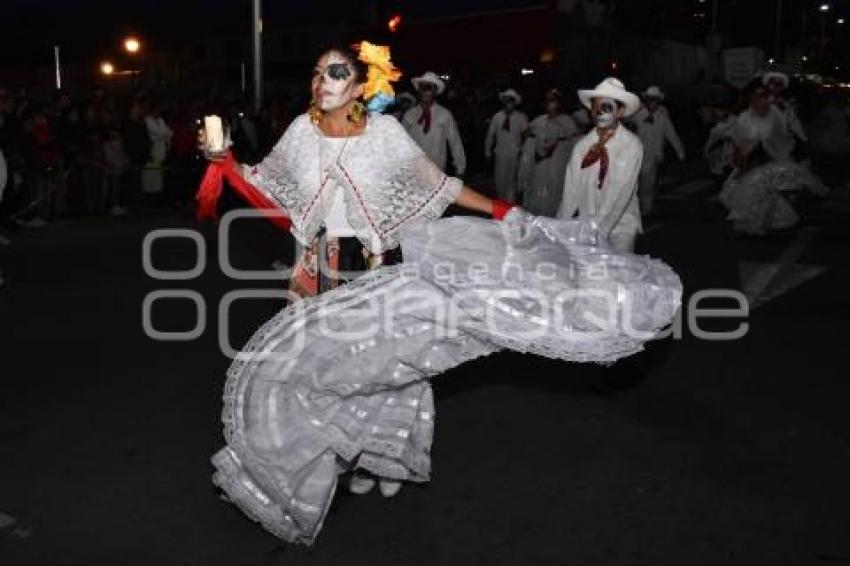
[1,183,849,565]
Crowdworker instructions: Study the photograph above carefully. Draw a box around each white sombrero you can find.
[412,72,446,95]
[761,71,790,89]
[578,77,641,117]
[498,89,522,104]
[643,85,665,100]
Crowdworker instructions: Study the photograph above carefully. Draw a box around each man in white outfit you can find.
[402,72,466,176]
[630,86,685,215]
[485,89,527,201]
[557,77,643,253]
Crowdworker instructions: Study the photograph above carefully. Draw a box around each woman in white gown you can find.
[719,83,827,235]
[518,89,581,217]
[198,44,683,545]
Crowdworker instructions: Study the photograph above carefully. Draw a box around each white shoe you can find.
[379,480,402,498]
[349,473,376,495]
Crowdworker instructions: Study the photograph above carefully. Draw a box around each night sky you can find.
[1,0,847,70]
[0,0,536,67]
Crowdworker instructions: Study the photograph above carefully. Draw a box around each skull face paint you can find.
[592,97,620,129]
[417,82,436,104]
[312,52,359,111]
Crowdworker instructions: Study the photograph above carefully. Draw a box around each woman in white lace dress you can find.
[199,42,517,494]
[719,83,827,235]
[198,43,682,544]
[518,89,581,217]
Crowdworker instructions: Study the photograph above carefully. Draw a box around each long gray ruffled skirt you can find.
[212,212,683,544]
[719,160,829,235]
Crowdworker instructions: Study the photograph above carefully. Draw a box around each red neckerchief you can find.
[580,127,617,189]
[417,103,432,134]
[502,111,511,132]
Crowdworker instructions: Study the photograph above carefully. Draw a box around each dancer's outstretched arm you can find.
[454,185,496,216]
[454,185,517,220]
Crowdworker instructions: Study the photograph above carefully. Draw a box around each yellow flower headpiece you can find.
[356,41,402,102]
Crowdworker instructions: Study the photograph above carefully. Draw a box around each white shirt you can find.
[320,136,358,238]
[402,102,466,175]
[324,185,356,237]
[557,123,644,237]
[630,105,685,163]
[144,115,173,164]
[485,110,528,157]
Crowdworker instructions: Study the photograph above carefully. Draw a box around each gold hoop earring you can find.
[347,100,367,124]
[308,99,323,125]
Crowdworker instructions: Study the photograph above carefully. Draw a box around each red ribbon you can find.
[492,199,516,220]
[196,151,292,231]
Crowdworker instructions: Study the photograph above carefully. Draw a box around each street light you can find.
[819,3,830,12]
[838,17,845,24]
[100,61,115,75]
[124,37,141,54]
[387,13,402,33]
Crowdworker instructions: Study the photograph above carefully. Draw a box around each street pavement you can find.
[1,172,849,566]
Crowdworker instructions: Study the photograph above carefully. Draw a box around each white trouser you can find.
[493,152,520,201]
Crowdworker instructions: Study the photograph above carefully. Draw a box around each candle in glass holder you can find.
[204,115,225,154]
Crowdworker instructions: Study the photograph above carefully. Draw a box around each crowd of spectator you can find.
[0,85,302,233]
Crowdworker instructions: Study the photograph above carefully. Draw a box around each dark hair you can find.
[320,47,368,85]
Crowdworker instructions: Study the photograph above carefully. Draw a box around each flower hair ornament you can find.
[355,40,402,113]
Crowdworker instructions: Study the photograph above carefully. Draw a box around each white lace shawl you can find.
[243,113,463,253]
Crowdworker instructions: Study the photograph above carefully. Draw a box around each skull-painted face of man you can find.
[590,97,625,129]
[645,96,661,112]
[311,50,364,112]
[417,82,437,104]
